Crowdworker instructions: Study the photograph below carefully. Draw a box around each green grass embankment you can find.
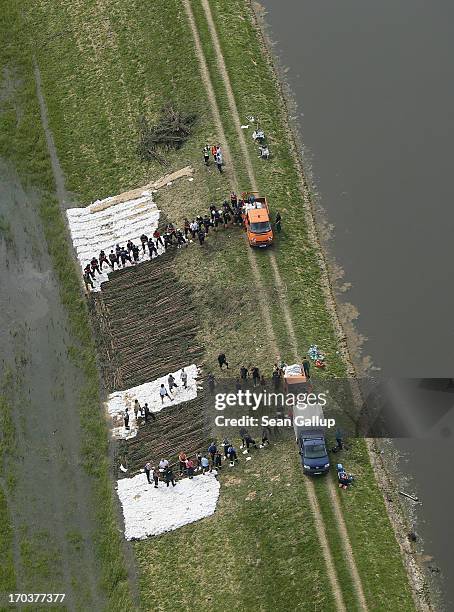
[0,0,416,609]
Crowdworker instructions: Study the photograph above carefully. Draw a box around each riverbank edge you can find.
[250,1,433,609]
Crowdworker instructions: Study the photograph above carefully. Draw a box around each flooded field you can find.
[0,161,104,609]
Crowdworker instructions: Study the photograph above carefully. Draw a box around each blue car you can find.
[299,431,330,475]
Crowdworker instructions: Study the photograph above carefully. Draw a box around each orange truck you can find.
[241,192,273,247]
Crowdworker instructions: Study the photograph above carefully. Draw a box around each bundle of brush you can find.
[137,104,197,165]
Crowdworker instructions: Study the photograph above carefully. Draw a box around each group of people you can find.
[186,193,243,246]
[207,355,310,394]
[158,369,189,404]
[202,126,271,168]
[122,369,190,431]
[143,430,271,488]
[123,399,156,431]
[202,144,224,172]
[82,229,166,290]
[82,190,283,289]
[143,435,354,491]
[144,459,176,488]
[185,191,282,246]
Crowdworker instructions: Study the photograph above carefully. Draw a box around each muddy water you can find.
[0,161,104,609]
[261,0,454,607]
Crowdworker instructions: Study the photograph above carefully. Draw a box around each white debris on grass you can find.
[106,364,199,440]
[66,189,163,291]
[117,471,220,540]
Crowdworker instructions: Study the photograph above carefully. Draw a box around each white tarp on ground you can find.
[66,190,162,291]
[106,364,199,440]
[117,471,220,540]
[283,363,303,376]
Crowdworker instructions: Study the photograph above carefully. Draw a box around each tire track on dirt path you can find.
[305,481,347,612]
[192,1,369,610]
[182,0,279,357]
[200,2,370,608]
[328,479,369,610]
[183,2,346,610]
[199,0,300,363]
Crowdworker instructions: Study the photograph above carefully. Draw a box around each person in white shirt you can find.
[159,458,169,471]
[190,220,199,239]
[159,384,174,404]
[259,145,270,159]
[180,368,188,389]
[253,128,265,143]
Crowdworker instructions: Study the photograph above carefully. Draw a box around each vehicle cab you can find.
[299,432,330,475]
[242,192,273,247]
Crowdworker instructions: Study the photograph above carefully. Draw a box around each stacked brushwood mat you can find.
[91,249,210,478]
[116,393,210,478]
[91,249,204,392]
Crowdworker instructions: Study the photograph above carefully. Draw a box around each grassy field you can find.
[0,2,134,609]
[135,442,339,611]
[0,0,417,610]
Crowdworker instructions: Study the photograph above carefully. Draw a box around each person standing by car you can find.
[275,211,282,233]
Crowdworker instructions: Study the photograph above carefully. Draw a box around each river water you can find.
[261,0,454,607]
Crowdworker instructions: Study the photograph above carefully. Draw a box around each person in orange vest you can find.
[178,451,187,476]
[210,144,217,159]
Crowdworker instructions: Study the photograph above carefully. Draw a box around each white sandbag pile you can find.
[117,471,220,540]
[66,189,161,291]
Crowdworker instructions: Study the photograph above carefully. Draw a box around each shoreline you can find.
[250,1,434,609]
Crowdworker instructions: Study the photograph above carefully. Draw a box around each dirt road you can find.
[183,1,369,609]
